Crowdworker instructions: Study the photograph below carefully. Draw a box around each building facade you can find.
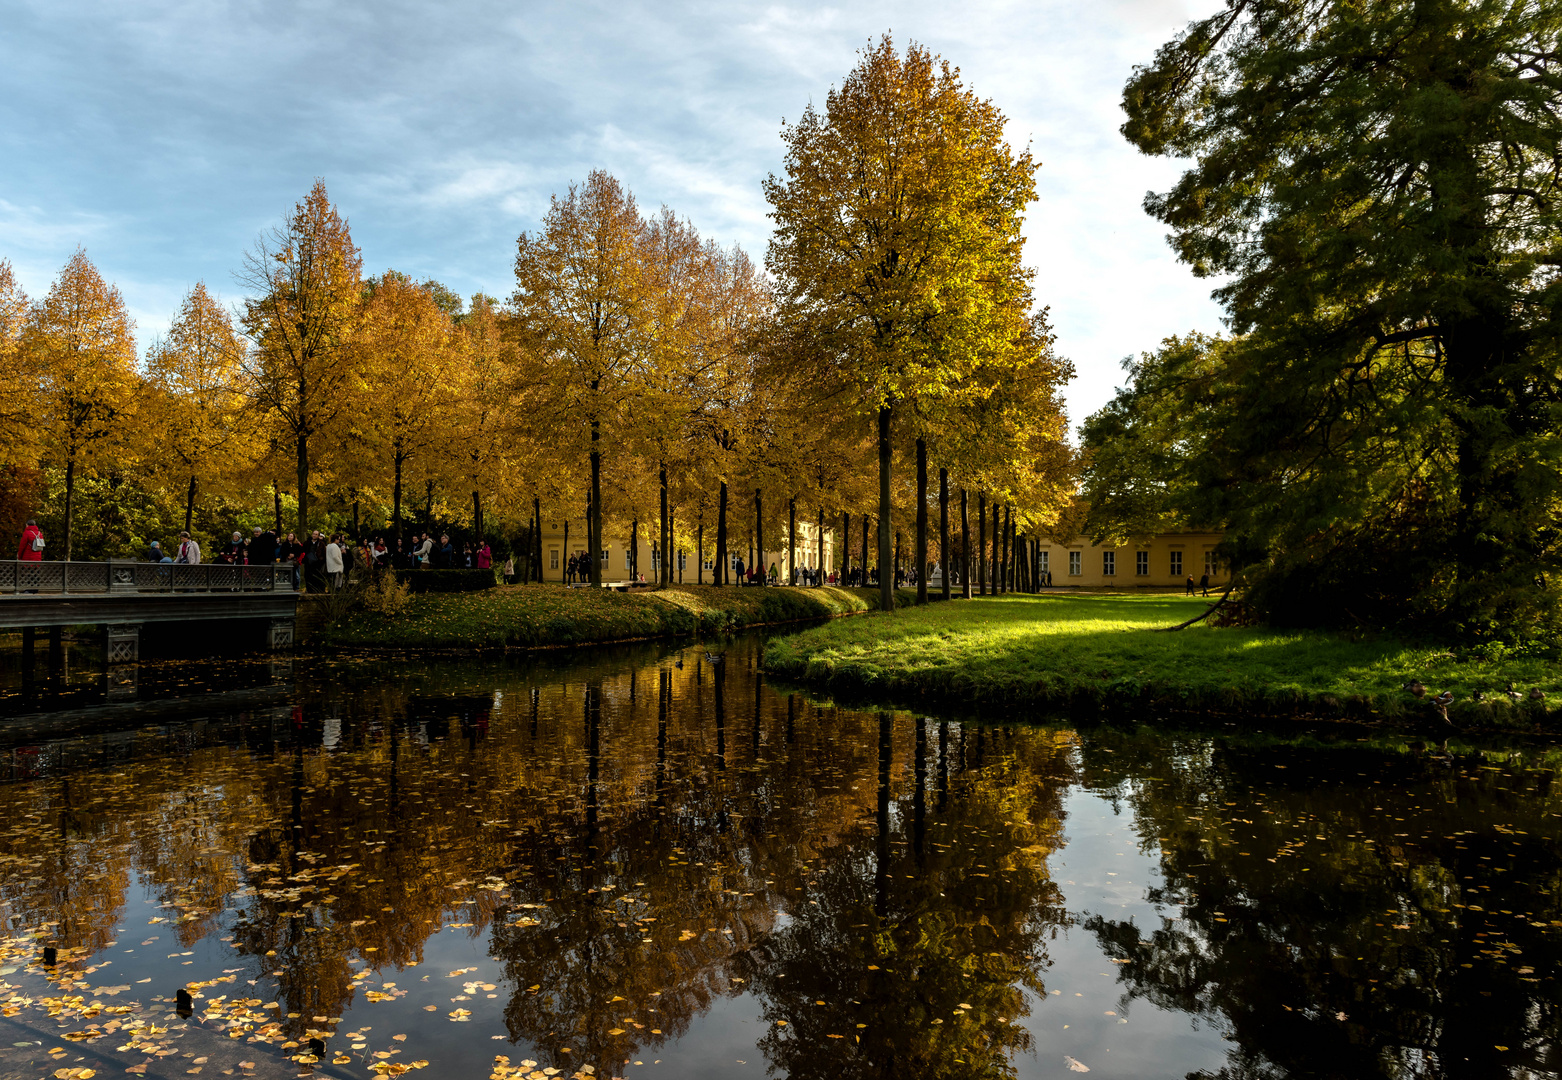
[1031,531,1228,588]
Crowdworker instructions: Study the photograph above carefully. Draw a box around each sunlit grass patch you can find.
[764,593,1562,727]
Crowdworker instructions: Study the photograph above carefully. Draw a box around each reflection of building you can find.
[535,520,835,583]
[1035,532,1228,588]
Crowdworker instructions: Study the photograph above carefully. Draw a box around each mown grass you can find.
[318,583,913,650]
[763,592,1562,728]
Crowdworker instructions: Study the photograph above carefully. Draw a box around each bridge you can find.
[1,559,299,661]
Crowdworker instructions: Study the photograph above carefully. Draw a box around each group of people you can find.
[137,528,499,580]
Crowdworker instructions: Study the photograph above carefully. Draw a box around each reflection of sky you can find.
[1034,789,1229,1079]
[1,0,1226,431]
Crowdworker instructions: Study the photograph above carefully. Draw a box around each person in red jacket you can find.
[17,519,43,561]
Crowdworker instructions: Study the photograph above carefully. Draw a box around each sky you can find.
[0,0,1226,434]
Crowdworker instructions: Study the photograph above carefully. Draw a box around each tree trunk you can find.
[392,456,404,547]
[563,520,570,583]
[788,497,797,586]
[698,519,705,584]
[999,508,1008,594]
[353,499,360,542]
[659,463,669,585]
[273,481,282,535]
[670,505,677,584]
[63,459,75,561]
[533,497,542,583]
[992,502,1001,595]
[472,491,482,543]
[939,467,950,602]
[877,404,893,613]
[1006,509,1015,592]
[755,489,764,586]
[817,504,824,587]
[185,474,197,533]
[895,530,902,588]
[716,482,728,585]
[631,517,638,581]
[977,493,987,596]
[915,438,928,605]
[842,511,851,584]
[296,432,310,538]
[862,514,870,590]
[589,434,603,587]
[960,487,971,599]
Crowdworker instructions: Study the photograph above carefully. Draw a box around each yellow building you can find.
[1032,531,1228,589]
[534,518,835,583]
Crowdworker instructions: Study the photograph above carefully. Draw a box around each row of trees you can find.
[0,37,1076,595]
[1082,0,1562,639]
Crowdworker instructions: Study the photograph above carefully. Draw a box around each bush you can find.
[394,569,497,594]
[360,572,412,616]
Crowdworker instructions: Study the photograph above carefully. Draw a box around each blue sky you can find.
[1,0,1224,430]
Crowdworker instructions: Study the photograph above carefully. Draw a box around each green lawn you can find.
[318,583,908,650]
[762,593,1562,727]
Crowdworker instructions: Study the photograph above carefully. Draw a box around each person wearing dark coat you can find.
[251,526,277,566]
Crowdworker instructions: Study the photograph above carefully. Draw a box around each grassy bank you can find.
[318,583,909,650]
[763,593,1562,728]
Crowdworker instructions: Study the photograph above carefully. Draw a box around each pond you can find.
[0,631,1557,1079]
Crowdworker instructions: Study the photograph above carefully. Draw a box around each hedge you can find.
[393,569,497,594]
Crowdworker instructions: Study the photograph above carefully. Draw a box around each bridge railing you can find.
[0,560,298,595]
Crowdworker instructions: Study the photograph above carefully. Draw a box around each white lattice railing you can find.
[0,560,297,595]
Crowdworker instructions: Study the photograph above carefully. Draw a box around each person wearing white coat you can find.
[325,536,344,591]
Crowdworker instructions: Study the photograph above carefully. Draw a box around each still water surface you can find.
[0,632,1557,1079]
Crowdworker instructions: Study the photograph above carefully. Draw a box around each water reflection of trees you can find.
[1077,729,1562,1079]
[0,644,1080,1078]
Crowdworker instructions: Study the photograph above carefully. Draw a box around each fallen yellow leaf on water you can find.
[392,1034,407,1041]
[1065,1057,1090,1073]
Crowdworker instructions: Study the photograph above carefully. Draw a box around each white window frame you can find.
[1068,550,1082,576]
[1103,550,1115,576]
[1205,550,1217,575]
[1136,550,1148,576]
[1170,550,1183,576]
[1039,550,1049,574]
[600,548,609,566]
[549,548,559,570]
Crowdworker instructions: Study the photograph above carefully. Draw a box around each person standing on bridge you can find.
[17,519,43,561]
[251,526,277,567]
[175,531,201,565]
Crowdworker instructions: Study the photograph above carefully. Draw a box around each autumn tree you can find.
[765,35,1043,611]
[512,171,653,587]
[351,272,457,542]
[455,293,523,541]
[143,282,254,531]
[0,260,35,470]
[22,249,139,559]
[239,180,364,537]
